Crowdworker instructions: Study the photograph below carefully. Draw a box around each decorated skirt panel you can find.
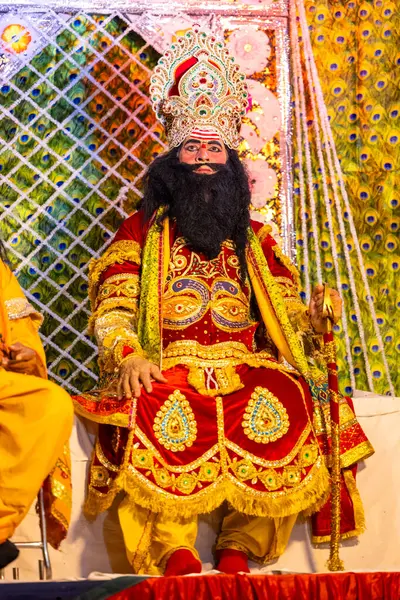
[80,364,331,519]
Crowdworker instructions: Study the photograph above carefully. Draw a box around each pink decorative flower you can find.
[238,0,276,5]
[244,158,278,208]
[241,82,281,153]
[227,28,271,76]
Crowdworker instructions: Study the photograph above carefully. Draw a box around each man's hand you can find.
[117,356,168,399]
[1,342,42,376]
[0,340,7,363]
[309,284,342,334]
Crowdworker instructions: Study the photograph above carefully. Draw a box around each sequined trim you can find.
[91,298,140,324]
[101,272,140,286]
[95,314,144,373]
[95,440,120,472]
[91,466,111,487]
[214,539,284,566]
[115,454,329,519]
[270,243,300,287]
[88,240,141,307]
[312,469,366,544]
[164,340,256,360]
[137,209,165,364]
[164,344,298,397]
[340,440,375,469]
[132,509,158,574]
[163,275,255,332]
[225,424,311,468]
[247,230,310,377]
[256,224,272,244]
[136,427,219,474]
[5,297,44,328]
[97,276,140,305]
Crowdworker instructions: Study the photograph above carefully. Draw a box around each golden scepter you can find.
[322,284,345,571]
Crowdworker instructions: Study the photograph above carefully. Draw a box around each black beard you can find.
[167,160,244,259]
[139,149,251,275]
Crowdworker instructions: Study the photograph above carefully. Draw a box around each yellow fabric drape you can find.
[247,258,296,368]
[0,260,45,366]
[216,506,298,564]
[0,260,73,546]
[118,498,200,575]
[0,371,73,542]
[118,498,297,575]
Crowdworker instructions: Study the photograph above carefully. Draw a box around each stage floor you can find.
[1,572,400,600]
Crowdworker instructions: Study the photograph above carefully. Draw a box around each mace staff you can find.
[322,284,345,572]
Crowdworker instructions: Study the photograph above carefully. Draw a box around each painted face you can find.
[178,136,228,175]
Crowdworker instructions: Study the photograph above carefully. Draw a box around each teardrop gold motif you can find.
[242,386,289,444]
[153,389,197,452]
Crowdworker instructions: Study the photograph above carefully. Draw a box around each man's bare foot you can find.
[164,548,202,576]
[216,549,250,574]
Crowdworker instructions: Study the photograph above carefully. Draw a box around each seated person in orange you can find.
[0,243,74,569]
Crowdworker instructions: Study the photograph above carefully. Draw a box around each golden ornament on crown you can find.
[150,28,249,149]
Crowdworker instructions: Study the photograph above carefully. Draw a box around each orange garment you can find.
[0,260,73,546]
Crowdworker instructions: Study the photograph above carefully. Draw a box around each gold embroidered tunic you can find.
[73,211,373,538]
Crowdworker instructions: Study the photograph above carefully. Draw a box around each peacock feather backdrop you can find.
[293,0,399,396]
[0,11,167,391]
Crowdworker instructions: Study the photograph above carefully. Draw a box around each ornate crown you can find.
[150,29,249,149]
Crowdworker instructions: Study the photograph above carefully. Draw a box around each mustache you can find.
[170,162,228,174]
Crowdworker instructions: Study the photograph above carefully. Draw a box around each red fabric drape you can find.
[109,572,400,600]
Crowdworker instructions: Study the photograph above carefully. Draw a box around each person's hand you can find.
[1,342,42,376]
[0,339,7,363]
[117,356,167,399]
[309,284,342,334]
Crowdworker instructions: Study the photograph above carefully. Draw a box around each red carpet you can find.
[107,572,400,600]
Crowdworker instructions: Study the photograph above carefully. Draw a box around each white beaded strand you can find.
[295,0,356,391]
[289,1,311,302]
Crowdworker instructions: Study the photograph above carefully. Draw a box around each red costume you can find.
[73,211,373,571]
[73,28,373,575]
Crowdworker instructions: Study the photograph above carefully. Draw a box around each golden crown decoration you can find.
[150,28,249,149]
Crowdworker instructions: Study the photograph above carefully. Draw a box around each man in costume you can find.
[73,30,373,576]
[0,245,73,569]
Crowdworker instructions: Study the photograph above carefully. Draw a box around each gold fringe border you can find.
[84,461,330,521]
[107,459,330,521]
